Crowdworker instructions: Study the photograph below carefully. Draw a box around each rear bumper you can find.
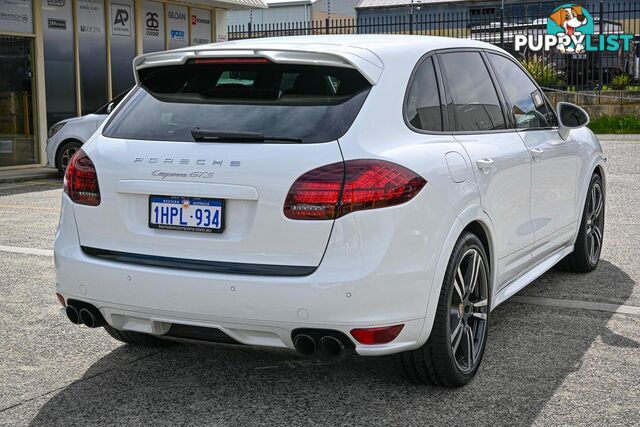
[55,187,449,355]
[55,246,425,355]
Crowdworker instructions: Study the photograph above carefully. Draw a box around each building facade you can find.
[227,0,358,27]
[357,0,635,21]
[0,0,263,170]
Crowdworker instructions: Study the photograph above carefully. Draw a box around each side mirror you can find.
[557,102,589,140]
[106,102,115,114]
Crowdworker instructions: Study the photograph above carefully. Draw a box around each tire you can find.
[563,174,605,273]
[104,325,174,347]
[56,140,82,176]
[396,231,490,387]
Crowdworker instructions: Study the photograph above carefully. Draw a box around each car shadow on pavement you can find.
[31,260,635,425]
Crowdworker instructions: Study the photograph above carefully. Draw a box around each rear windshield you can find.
[102,60,371,143]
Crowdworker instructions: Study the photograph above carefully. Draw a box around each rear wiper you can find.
[191,128,302,143]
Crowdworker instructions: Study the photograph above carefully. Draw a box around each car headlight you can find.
[48,122,66,138]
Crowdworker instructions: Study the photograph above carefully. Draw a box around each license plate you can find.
[149,196,224,233]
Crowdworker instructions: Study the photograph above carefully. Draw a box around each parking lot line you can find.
[0,180,61,191]
[0,204,58,211]
[510,295,640,316]
[0,245,53,257]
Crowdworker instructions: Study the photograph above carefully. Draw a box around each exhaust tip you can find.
[79,307,105,328]
[319,336,344,357]
[293,334,316,355]
[79,308,95,327]
[65,305,81,325]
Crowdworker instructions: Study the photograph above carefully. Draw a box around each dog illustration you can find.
[549,5,588,53]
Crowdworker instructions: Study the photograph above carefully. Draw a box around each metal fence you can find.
[228,1,640,90]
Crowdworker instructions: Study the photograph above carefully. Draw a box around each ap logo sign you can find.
[111,3,131,36]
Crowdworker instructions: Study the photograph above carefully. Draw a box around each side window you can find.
[406,57,443,132]
[439,52,506,132]
[487,53,557,129]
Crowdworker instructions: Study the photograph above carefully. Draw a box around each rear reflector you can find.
[193,57,271,65]
[284,159,426,220]
[56,293,66,307]
[63,148,101,206]
[350,325,404,345]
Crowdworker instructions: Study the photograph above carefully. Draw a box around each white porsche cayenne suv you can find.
[55,35,606,387]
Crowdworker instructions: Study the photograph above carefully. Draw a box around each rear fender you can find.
[572,157,607,243]
[414,205,496,348]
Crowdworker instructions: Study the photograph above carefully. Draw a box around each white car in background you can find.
[55,35,606,387]
[46,90,129,175]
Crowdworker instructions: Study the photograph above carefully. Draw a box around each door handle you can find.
[530,148,544,161]
[476,158,494,174]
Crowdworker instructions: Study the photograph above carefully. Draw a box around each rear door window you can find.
[102,60,371,143]
[438,52,506,132]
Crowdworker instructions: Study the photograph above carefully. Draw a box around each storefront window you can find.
[0,35,37,167]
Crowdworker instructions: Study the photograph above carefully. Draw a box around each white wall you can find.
[311,0,358,17]
[227,5,310,26]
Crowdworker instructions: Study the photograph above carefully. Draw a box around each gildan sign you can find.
[111,3,131,36]
[167,5,188,49]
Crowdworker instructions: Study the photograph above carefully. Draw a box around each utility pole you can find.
[500,0,505,47]
[409,0,421,35]
[598,0,604,89]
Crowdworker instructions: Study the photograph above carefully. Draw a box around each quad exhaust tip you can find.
[293,332,349,357]
[79,307,106,328]
[65,303,106,328]
[65,305,81,325]
[293,334,316,355]
[319,336,344,357]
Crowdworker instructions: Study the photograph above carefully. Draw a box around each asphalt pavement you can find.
[0,140,639,426]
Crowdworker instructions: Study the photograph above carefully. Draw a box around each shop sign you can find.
[142,0,164,52]
[190,8,211,45]
[0,0,33,34]
[47,18,66,29]
[167,4,188,48]
[111,3,131,36]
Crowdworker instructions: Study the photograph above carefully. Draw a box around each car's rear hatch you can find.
[73,53,374,272]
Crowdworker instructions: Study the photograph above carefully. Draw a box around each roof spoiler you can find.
[132,47,383,85]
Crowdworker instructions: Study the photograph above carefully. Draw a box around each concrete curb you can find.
[0,169,59,184]
[596,134,640,141]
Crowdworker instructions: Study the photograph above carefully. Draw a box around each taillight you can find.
[63,149,101,206]
[284,160,426,220]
